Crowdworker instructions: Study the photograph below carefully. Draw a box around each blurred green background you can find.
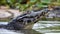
[0,0,60,11]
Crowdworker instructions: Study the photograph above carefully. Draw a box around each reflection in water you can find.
[0,22,42,34]
[32,21,60,33]
[0,21,60,34]
[0,22,8,25]
[0,28,24,34]
[0,28,41,34]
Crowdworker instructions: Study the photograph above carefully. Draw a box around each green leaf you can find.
[41,0,51,3]
[36,3,48,8]
[30,0,37,2]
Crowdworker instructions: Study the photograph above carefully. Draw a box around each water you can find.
[0,28,24,34]
[0,28,41,34]
[45,33,60,34]
[1,21,60,34]
[32,21,60,33]
[0,22,24,34]
[0,22,41,34]
[0,22,8,25]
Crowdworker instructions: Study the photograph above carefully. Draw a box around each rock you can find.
[0,10,12,18]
